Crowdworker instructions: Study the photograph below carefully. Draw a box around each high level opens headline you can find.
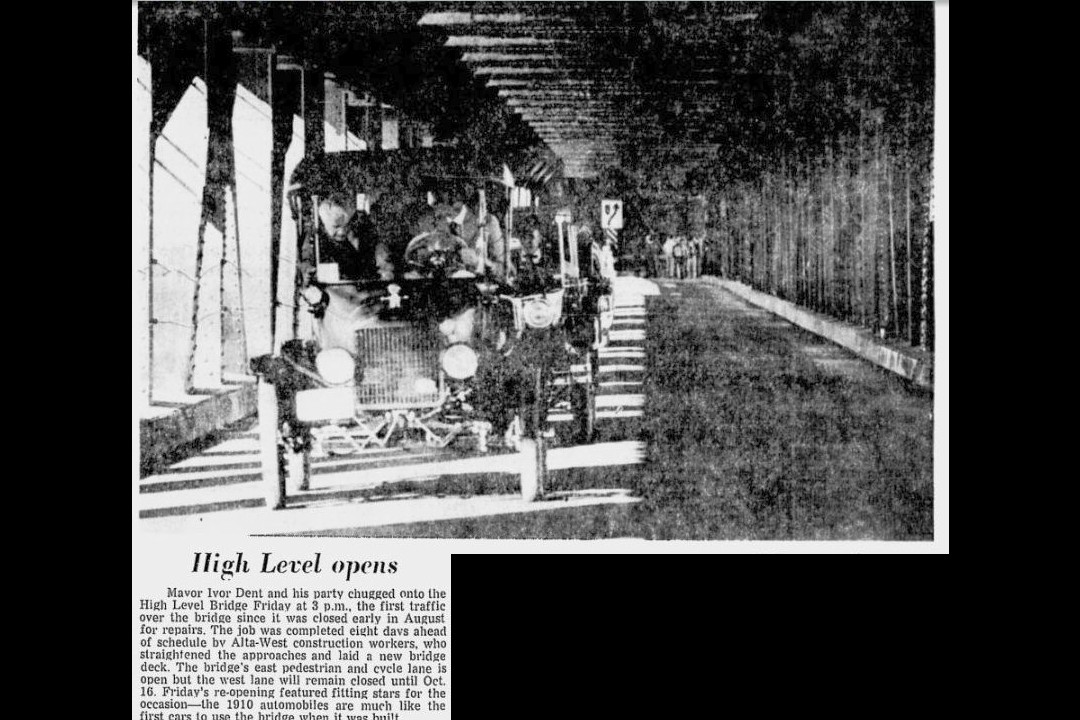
[192,552,398,581]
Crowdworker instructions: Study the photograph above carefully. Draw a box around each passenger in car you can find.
[303,191,394,282]
[300,192,395,353]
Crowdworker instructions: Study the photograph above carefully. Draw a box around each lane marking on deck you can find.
[597,409,644,419]
[169,454,260,469]
[598,364,645,373]
[596,394,645,408]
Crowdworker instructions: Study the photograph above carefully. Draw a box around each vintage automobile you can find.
[250,151,614,508]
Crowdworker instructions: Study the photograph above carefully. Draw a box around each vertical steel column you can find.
[269,60,301,352]
[505,187,512,279]
[185,20,213,393]
[300,65,326,336]
[839,137,850,321]
[268,53,281,351]
[342,85,349,151]
[887,150,899,339]
[920,205,930,350]
[221,175,249,376]
[875,119,887,335]
[906,165,914,345]
[219,194,227,377]
[188,18,238,391]
[147,127,156,404]
[303,65,325,160]
[856,112,866,327]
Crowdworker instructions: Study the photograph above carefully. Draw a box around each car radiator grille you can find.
[354,325,443,409]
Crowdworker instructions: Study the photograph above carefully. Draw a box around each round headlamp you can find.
[314,348,356,385]
[441,344,479,380]
[302,285,327,306]
[523,298,555,329]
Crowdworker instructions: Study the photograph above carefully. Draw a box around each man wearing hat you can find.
[304,191,394,282]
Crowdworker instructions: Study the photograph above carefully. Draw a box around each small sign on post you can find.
[601,199,623,230]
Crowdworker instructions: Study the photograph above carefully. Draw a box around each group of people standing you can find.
[644,234,708,280]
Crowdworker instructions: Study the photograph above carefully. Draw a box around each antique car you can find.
[250,150,613,507]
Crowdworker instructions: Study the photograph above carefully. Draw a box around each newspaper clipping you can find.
[135,2,947,715]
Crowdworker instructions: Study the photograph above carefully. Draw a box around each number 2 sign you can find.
[601,199,623,230]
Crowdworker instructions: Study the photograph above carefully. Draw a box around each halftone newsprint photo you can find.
[134,0,946,711]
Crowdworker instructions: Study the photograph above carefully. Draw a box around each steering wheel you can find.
[404,231,470,274]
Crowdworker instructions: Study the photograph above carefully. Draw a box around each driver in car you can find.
[443,192,507,280]
[404,203,474,280]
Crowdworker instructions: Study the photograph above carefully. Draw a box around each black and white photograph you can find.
[133,1,946,546]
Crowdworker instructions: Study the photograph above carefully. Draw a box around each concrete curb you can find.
[139,382,258,472]
[702,278,933,391]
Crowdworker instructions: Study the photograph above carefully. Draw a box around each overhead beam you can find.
[512,104,627,112]
[506,98,729,108]
[498,90,637,99]
[474,67,565,76]
[461,52,564,62]
[445,35,561,47]
[519,115,630,122]
[464,55,731,67]
[527,119,626,124]
[487,79,609,87]
[505,97,622,105]
[474,66,651,76]
[419,12,536,26]
[522,117,630,123]
[490,78,727,84]
[495,81,726,92]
